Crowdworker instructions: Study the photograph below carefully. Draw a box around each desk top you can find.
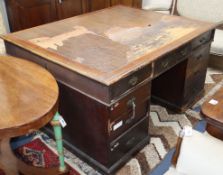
[1,6,215,85]
[0,56,58,138]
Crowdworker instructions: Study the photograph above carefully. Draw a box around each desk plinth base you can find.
[43,117,150,175]
[63,136,150,175]
[151,89,204,112]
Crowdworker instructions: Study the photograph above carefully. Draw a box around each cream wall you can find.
[0,11,6,55]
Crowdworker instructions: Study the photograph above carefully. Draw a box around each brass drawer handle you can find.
[129,76,138,86]
[161,60,169,68]
[180,49,187,57]
[127,97,136,107]
[126,98,136,124]
[199,37,206,43]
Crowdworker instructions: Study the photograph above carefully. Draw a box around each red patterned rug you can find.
[0,138,80,175]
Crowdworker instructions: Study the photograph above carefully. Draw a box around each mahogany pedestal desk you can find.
[0,56,67,175]
[1,5,215,174]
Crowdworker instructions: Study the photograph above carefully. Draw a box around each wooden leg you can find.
[0,116,69,175]
[0,113,68,175]
[0,138,19,175]
[50,112,67,172]
[19,112,69,175]
[18,160,69,175]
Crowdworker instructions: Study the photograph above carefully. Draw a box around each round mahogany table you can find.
[0,56,67,175]
[201,87,223,140]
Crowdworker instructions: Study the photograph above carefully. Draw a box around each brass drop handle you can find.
[126,98,136,124]
[180,48,187,57]
[161,60,169,68]
[199,37,206,43]
[128,76,138,86]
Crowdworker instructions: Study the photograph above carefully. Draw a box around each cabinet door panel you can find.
[110,0,120,6]
[111,0,142,7]
[6,0,57,32]
[57,0,84,19]
[131,0,142,7]
[86,0,110,12]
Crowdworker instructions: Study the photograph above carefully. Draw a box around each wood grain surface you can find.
[1,6,215,85]
[0,55,58,138]
[201,87,223,123]
[201,87,223,140]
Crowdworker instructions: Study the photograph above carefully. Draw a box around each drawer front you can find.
[186,43,210,77]
[109,116,149,166]
[154,44,191,77]
[46,61,111,103]
[109,99,150,141]
[110,64,152,101]
[191,31,213,50]
[183,67,207,102]
[5,41,47,68]
[110,82,151,120]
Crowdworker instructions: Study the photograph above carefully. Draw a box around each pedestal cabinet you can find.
[152,32,213,111]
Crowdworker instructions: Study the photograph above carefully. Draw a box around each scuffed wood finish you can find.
[1,6,215,85]
[0,55,58,138]
[1,6,216,174]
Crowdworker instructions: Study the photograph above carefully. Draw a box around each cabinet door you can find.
[5,0,58,32]
[85,0,110,12]
[56,0,85,19]
[111,0,142,8]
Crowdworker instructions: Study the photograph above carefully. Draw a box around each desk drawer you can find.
[186,43,210,77]
[109,116,149,166]
[184,67,207,102]
[154,44,190,77]
[191,31,213,50]
[108,83,150,140]
[110,82,151,120]
[109,99,149,140]
[110,64,152,101]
